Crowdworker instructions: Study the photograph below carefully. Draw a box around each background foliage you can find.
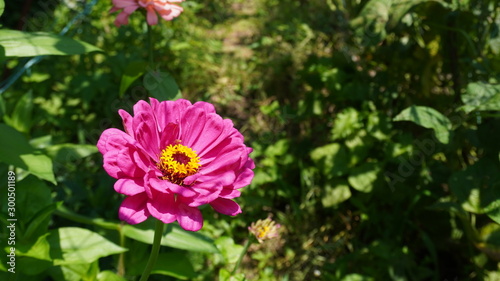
[1,0,500,280]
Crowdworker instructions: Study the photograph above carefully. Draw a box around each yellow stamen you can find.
[157,141,201,185]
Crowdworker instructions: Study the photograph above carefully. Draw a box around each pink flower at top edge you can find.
[110,0,184,27]
[97,98,255,231]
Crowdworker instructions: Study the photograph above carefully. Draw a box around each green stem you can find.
[147,23,154,67]
[231,237,253,276]
[117,224,126,277]
[139,219,165,281]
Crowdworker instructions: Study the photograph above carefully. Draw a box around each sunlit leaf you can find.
[322,181,352,207]
[123,219,218,253]
[0,30,101,57]
[0,124,56,183]
[310,143,349,177]
[460,82,500,113]
[47,227,127,265]
[348,162,380,193]
[393,105,452,144]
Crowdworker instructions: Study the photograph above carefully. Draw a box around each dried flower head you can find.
[248,217,281,243]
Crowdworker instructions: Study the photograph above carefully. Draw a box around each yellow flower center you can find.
[257,226,270,239]
[157,141,201,185]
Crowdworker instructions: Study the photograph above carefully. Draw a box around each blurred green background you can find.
[1,0,500,280]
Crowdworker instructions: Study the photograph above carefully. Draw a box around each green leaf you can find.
[44,144,98,164]
[310,143,349,178]
[460,82,500,113]
[0,0,4,18]
[348,162,380,193]
[48,262,99,281]
[0,124,56,183]
[97,271,127,281]
[19,153,56,184]
[143,70,182,101]
[0,30,101,57]
[393,105,452,144]
[331,107,363,140]
[350,0,391,47]
[322,181,352,208]
[219,268,246,281]
[47,227,127,265]
[123,219,218,253]
[449,158,500,214]
[129,252,196,280]
[119,61,148,97]
[5,91,33,134]
[215,236,244,264]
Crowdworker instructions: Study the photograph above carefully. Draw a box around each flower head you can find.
[248,217,281,243]
[97,98,254,231]
[110,0,184,27]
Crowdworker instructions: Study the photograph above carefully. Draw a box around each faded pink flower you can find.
[248,217,281,243]
[97,98,254,231]
[110,0,184,27]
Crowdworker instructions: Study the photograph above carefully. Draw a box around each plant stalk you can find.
[139,219,164,281]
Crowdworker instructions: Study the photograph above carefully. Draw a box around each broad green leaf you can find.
[119,61,148,97]
[15,176,53,238]
[0,0,4,18]
[47,227,127,265]
[129,252,196,280]
[0,30,101,57]
[310,143,349,178]
[16,234,53,276]
[215,236,244,264]
[123,219,218,253]
[24,202,62,240]
[478,223,500,259]
[449,158,500,214]
[48,261,99,281]
[0,124,56,183]
[19,153,56,184]
[350,0,392,46]
[348,162,380,193]
[44,144,98,164]
[143,70,182,101]
[388,0,447,28]
[322,181,352,208]
[393,105,452,144]
[460,82,500,113]
[5,91,33,134]
[97,271,127,281]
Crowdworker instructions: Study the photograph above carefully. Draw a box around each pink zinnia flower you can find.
[97,98,254,231]
[110,0,184,27]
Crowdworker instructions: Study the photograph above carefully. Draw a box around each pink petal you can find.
[116,147,147,178]
[157,5,183,21]
[155,99,192,130]
[159,122,180,149]
[147,189,177,224]
[232,166,254,189]
[103,150,122,179]
[210,198,241,216]
[149,177,197,198]
[119,193,149,224]
[118,109,134,137]
[135,120,160,162]
[176,203,203,231]
[114,178,145,196]
[114,12,131,27]
[146,7,158,25]
[97,128,135,155]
